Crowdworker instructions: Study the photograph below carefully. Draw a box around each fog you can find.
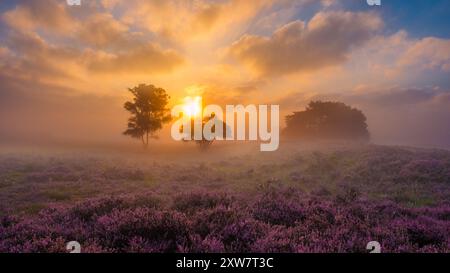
[1,89,449,152]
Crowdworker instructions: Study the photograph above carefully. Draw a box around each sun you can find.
[182,96,202,118]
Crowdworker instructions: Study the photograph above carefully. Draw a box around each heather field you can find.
[1,143,450,253]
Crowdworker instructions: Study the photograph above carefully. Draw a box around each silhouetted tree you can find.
[283,101,370,141]
[123,84,171,147]
[181,113,229,151]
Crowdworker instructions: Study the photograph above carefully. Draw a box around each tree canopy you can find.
[123,84,171,147]
[283,101,370,141]
[181,113,230,151]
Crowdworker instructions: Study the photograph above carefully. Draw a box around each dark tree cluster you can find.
[283,101,370,141]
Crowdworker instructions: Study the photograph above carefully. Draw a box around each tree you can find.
[283,101,370,141]
[123,84,171,147]
[181,113,229,151]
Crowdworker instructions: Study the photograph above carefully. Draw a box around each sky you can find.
[0,0,449,148]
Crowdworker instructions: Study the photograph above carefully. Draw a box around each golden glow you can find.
[182,96,202,118]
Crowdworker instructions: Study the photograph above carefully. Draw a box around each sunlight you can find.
[182,96,202,118]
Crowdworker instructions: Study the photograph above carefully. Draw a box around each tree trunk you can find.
[141,135,145,147]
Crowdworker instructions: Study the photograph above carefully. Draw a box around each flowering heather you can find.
[0,145,449,253]
[1,188,449,253]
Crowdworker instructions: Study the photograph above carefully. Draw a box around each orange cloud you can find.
[114,0,276,44]
[78,13,130,48]
[2,0,74,33]
[86,43,184,74]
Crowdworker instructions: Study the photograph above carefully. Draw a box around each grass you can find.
[0,143,449,213]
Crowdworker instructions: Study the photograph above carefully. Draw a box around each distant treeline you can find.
[283,101,370,142]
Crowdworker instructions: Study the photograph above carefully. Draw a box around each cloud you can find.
[1,33,184,88]
[398,37,450,72]
[2,0,74,33]
[113,0,276,44]
[334,30,450,88]
[3,31,82,82]
[86,43,184,74]
[228,11,382,76]
[78,13,130,48]
[1,9,185,82]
